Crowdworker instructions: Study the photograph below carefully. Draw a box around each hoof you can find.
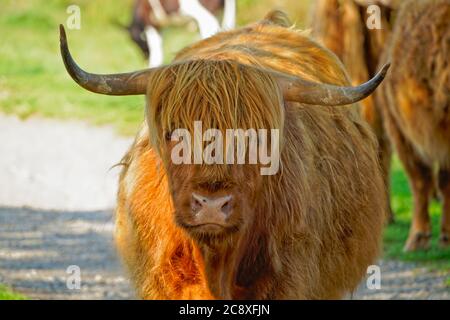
[404,232,431,252]
[439,234,450,248]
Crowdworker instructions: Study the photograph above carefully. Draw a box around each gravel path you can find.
[0,114,134,299]
[355,261,449,300]
[0,114,448,300]
[0,114,132,211]
[0,207,133,299]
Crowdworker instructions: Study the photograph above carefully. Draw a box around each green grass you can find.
[0,285,26,300]
[0,0,148,135]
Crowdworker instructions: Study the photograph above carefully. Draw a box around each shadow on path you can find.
[0,206,133,299]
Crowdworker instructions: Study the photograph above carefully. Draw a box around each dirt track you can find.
[0,114,448,300]
[0,207,133,299]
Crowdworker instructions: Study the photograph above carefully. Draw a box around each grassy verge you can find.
[0,285,26,300]
[1,0,148,135]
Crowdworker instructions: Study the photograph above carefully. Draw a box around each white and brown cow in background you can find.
[127,0,236,67]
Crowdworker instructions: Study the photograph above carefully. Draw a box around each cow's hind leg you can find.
[222,0,236,30]
[180,0,220,39]
[403,158,433,252]
[145,26,163,68]
[397,145,433,251]
[438,169,450,248]
[385,113,432,251]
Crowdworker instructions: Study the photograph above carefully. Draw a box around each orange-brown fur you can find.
[310,0,396,221]
[115,11,386,299]
[376,0,450,250]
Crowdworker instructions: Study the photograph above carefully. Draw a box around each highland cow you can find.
[310,0,396,222]
[376,0,450,251]
[60,11,387,299]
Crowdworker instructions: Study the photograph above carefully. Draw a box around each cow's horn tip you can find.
[59,24,66,43]
[380,63,391,76]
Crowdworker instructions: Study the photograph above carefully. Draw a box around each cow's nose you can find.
[191,193,233,224]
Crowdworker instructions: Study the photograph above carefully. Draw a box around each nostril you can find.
[191,193,233,216]
[191,197,203,214]
[221,200,233,215]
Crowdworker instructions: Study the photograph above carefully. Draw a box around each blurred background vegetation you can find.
[0,0,448,285]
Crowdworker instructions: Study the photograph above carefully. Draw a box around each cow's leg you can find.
[179,0,220,38]
[383,107,432,251]
[221,0,236,30]
[148,0,168,22]
[403,157,433,251]
[145,25,163,67]
[393,136,433,251]
[438,169,450,248]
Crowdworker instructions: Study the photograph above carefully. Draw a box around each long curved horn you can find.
[59,24,151,95]
[277,63,390,106]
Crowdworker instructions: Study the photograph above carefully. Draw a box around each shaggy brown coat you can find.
[114,11,386,299]
[376,0,450,251]
[310,0,396,221]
